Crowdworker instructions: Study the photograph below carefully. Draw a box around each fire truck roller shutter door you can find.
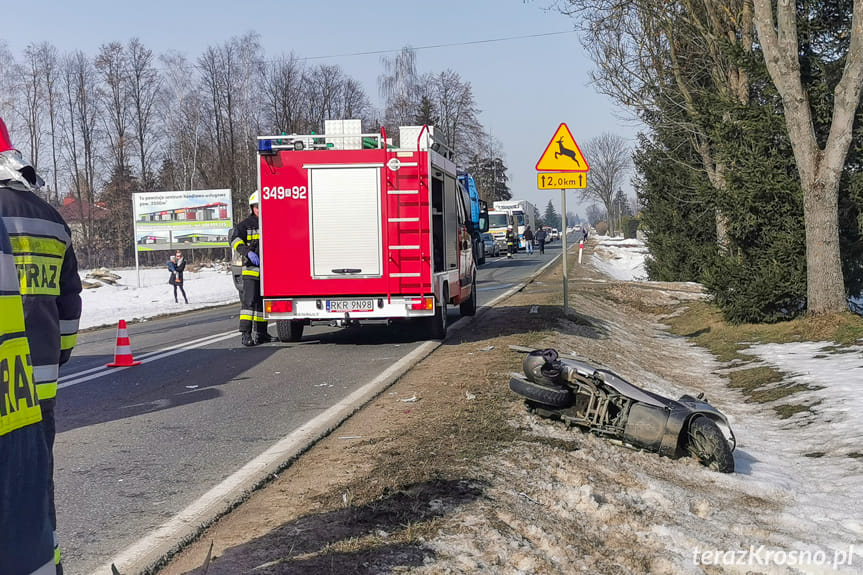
[309,167,382,278]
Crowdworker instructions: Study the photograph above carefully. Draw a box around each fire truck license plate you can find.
[327,299,374,312]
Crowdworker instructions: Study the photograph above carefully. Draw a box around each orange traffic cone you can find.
[106,319,142,367]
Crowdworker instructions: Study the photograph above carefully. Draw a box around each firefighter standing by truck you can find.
[0,215,54,575]
[0,116,81,575]
[505,226,517,259]
[230,192,274,346]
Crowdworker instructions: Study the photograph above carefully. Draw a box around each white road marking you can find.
[94,340,439,575]
[59,329,240,389]
[87,256,558,574]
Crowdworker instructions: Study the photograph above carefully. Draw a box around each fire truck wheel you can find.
[277,319,304,342]
[427,300,447,340]
[459,274,477,316]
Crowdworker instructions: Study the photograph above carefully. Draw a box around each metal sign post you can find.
[133,210,141,288]
[561,189,568,315]
[535,122,590,317]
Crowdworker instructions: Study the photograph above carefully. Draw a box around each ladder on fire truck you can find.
[382,126,434,304]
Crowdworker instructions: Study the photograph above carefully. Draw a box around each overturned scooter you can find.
[509,348,736,473]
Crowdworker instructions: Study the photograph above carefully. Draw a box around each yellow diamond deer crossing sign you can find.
[535,123,589,172]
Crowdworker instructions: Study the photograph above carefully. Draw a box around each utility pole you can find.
[491,138,497,202]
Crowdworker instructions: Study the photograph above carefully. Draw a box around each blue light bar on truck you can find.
[258,139,274,155]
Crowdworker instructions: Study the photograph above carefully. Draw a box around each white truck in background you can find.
[492,199,537,250]
[487,208,512,250]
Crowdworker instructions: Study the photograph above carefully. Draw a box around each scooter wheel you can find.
[684,416,735,473]
[509,375,572,408]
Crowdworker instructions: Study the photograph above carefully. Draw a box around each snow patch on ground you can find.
[590,236,649,281]
[79,265,237,330]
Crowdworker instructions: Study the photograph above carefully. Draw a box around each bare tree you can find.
[752,0,863,315]
[426,70,482,165]
[127,38,161,190]
[300,64,371,136]
[378,47,419,131]
[159,51,202,191]
[468,132,509,204]
[61,50,102,265]
[0,41,16,119]
[553,0,754,246]
[197,34,263,204]
[412,76,439,127]
[232,33,264,202]
[96,41,131,173]
[305,64,346,131]
[581,133,630,235]
[17,46,42,171]
[339,77,370,121]
[586,203,606,227]
[35,43,62,201]
[198,44,232,188]
[261,53,306,133]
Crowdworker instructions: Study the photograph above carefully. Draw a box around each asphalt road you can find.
[55,241,567,574]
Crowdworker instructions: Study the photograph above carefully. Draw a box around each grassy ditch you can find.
[665,301,863,417]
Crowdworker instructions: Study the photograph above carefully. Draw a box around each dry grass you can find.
[157,249,861,575]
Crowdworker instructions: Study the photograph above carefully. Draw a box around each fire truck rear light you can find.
[410,297,434,311]
[266,300,292,313]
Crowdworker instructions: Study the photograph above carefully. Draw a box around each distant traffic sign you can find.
[537,172,586,189]
[535,123,589,172]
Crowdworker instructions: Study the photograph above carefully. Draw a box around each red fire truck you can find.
[257,122,487,342]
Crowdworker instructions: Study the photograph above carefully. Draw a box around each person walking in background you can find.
[523,225,535,254]
[173,250,188,304]
[0,216,54,575]
[0,115,81,575]
[535,227,547,255]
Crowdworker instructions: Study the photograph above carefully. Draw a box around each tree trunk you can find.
[753,0,863,314]
[805,167,847,313]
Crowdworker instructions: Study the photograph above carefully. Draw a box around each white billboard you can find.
[133,189,233,252]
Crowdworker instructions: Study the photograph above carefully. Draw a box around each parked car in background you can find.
[481,232,501,258]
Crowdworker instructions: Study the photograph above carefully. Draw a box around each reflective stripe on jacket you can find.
[230,213,261,277]
[0,215,54,575]
[0,218,41,436]
[0,187,82,401]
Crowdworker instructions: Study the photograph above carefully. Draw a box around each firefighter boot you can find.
[241,333,256,347]
[255,331,275,345]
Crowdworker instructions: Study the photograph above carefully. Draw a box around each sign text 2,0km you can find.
[537,172,586,190]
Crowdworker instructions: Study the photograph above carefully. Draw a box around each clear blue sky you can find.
[3,0,641,219]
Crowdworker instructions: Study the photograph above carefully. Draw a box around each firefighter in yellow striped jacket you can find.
[0,116,81,575]
[0,215,54,575]
[230,191,273,346]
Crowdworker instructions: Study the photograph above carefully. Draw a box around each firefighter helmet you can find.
[523,349,561,385]
[0,116,14,154]
[249,191,259,206]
